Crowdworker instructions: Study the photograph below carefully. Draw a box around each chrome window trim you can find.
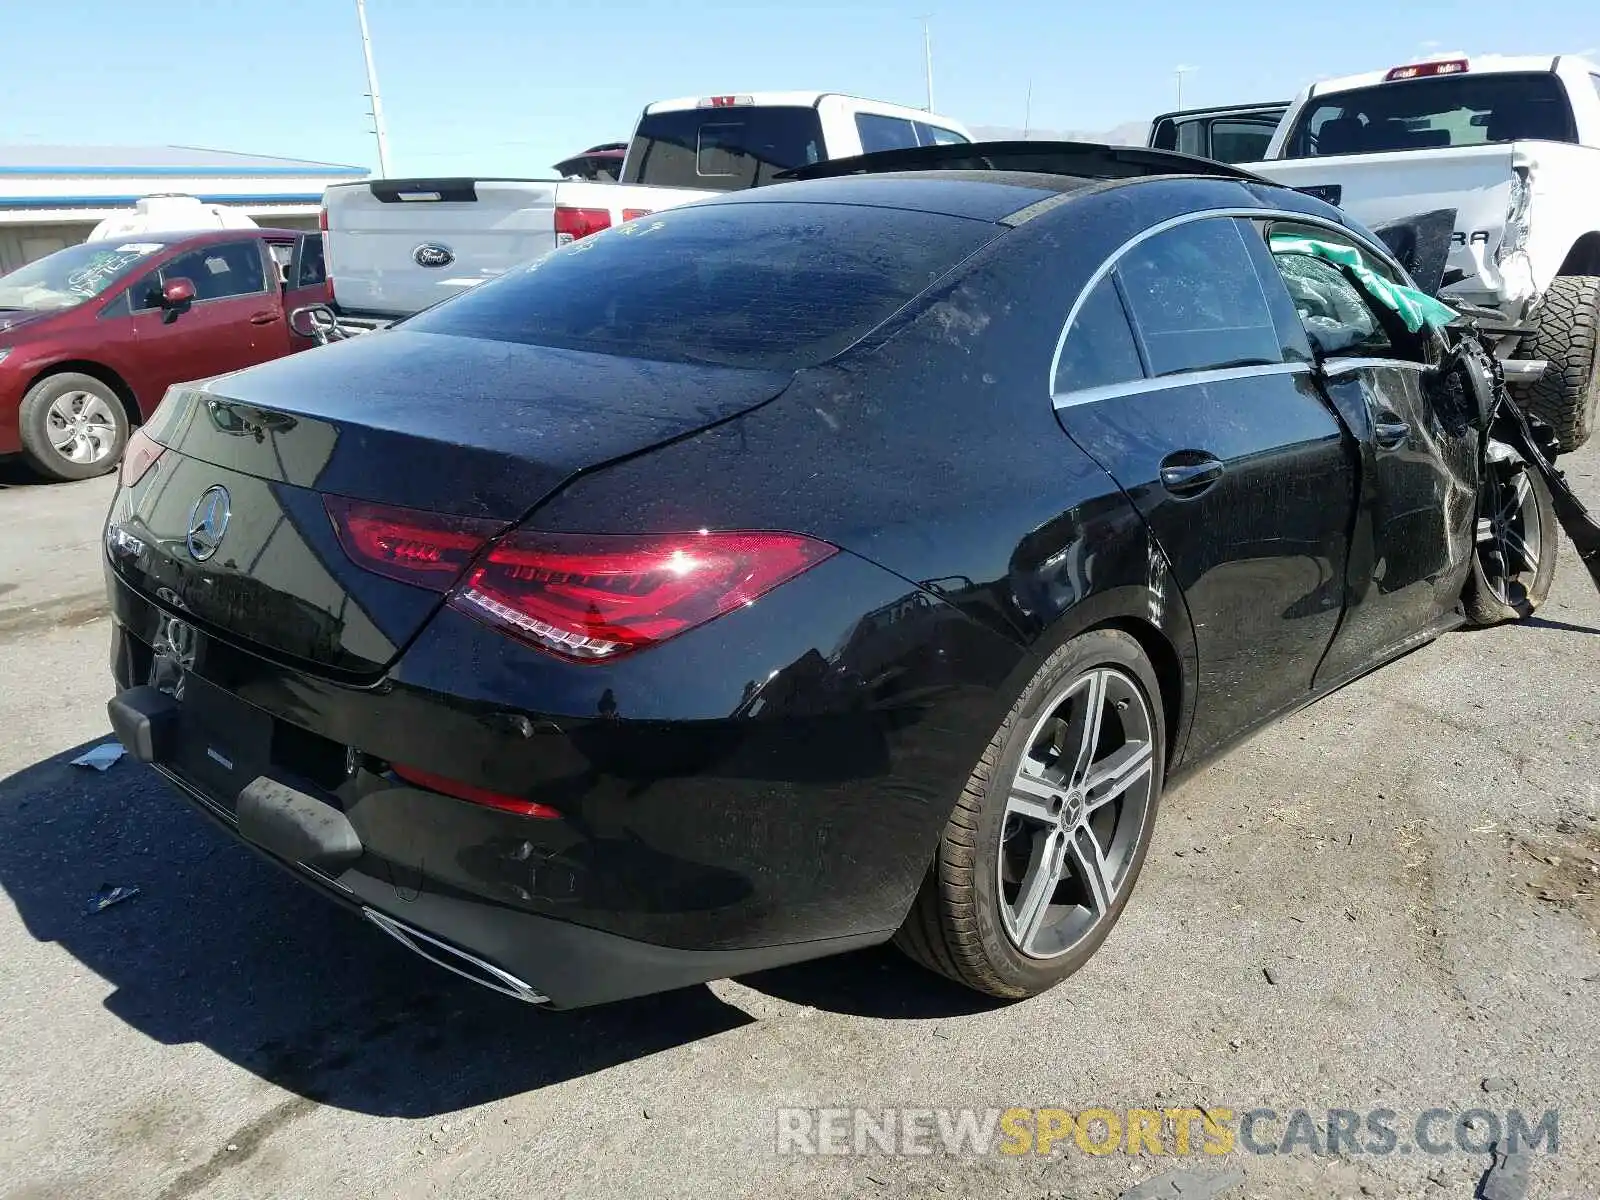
[1048,205,1408,402]
[1322,357,1433,377]
[1053,361,1312,409]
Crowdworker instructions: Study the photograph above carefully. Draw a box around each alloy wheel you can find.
[998,666,1156,960]
[46,390,119,466]
[1475,447,1544,609]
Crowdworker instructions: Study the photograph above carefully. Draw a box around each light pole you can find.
[922,17,935,112]
[355,0,392,177]
[1174,64,1196,110]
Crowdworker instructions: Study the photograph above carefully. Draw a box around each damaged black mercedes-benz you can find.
[104,143,1598,1009]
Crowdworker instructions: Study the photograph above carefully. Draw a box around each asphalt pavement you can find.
[0,449,1596,1200]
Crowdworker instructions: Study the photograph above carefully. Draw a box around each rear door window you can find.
[915,121,970,146]
[1054,278,1145,395]
[623,106,825,191]
[856,113,921,153]
[406,201,998,370]
[1208,119,1277,162]
[1114,218,1285,376]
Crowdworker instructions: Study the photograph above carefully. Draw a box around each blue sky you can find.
[7,0,1596,176]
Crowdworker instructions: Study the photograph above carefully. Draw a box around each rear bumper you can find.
[111,684,890,1009]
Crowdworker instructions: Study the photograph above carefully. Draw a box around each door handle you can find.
[249,310,282,325]
[1373,416,1411,449]
[1158,453,1224,497]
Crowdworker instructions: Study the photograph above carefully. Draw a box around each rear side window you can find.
[623,107,825,191]
[1054,278,1144,395]
[916,122,970,146]
[406,201,998,370]
[296,235,326,287]
[1285,72,1577,156]
[1208,119,1277,163]
[857,113,921,153]
[1115,218,1284,376]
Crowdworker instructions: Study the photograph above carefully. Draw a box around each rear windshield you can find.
[1284,72,1577,157]
[404,201,997,370]
[622,106,826,191]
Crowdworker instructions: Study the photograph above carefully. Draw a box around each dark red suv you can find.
[0,229,330,481]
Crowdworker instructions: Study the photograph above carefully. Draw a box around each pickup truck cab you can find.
[1252,55,1600,448]
[1146,101,1288,163]
[322,92,971,324]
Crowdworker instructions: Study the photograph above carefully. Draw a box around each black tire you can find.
[1508,275,1600,453]
[17,371,129,482]
[894,628,1166,999]
[1463,446,1560,625]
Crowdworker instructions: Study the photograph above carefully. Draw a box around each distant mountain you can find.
[970,121,1149,146]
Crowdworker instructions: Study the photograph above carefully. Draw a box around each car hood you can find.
[0,307,65,337]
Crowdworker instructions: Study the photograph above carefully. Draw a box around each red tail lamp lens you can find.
[324,496,503,590]
[119,427,166,487]
[554,206,612,246]
[390,762,560,819]
[450,530,837,661]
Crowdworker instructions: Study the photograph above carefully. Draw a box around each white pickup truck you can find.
[1251,54,1600,449]
[321,92,971,324]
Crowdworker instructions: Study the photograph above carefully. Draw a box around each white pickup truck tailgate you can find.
[1252,143,1523,303]
[323,179,564,318]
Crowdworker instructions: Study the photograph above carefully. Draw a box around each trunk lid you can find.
[1253,144,1521,302]
[111,329,792,676]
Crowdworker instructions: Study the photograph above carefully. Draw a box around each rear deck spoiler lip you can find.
[778,139,1272,185]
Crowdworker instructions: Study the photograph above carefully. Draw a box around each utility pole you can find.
[1023,79,1033,140]
[1174,64,1196,110]
[922,18,934,112]
[355,0,392,177]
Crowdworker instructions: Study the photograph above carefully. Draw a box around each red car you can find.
[0,228,330,481]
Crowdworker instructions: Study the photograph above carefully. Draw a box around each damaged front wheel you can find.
[1463,442,1559,624]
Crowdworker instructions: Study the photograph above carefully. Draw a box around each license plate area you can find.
[167,674,275,813]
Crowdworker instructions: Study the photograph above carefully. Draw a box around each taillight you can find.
[554,206,611,247]
[450,530,837,662]
[119,427,166,487]
[324,496,503,590]
[621,208,652,222]
[318,205,328,232]
[390,762,560,819]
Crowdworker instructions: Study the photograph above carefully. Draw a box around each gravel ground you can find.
[0,446,1596,1200]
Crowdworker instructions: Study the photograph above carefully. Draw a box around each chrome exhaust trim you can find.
[363,908,549,1005]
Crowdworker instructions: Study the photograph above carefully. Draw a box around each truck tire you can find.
[1508,275,1600,453]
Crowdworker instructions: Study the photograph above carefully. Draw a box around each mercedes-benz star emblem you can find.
[186,485,231,562]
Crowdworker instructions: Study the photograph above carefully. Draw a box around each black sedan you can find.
[102,144,1557,1008]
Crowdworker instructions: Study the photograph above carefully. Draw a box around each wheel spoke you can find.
[1069,825,1114,915]
[1082,739,1154,812]
[1011,829,1066,953]
[1496,471,1530,525]
[1502,526,1538,575]
[1068,671,1107,788]
[48,421,76,450]
[1007,763,1061,825]
[1475,516,1496,544]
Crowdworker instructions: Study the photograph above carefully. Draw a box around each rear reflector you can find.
[450,530,837,662]
[1385,58,1468,81]
[391,762,560,819]
[554,206,612,246]
[324,496,503,591]
[119,427,166,487]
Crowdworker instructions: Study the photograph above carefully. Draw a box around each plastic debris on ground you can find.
[85,885,140,915]
[71,742,127,771]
